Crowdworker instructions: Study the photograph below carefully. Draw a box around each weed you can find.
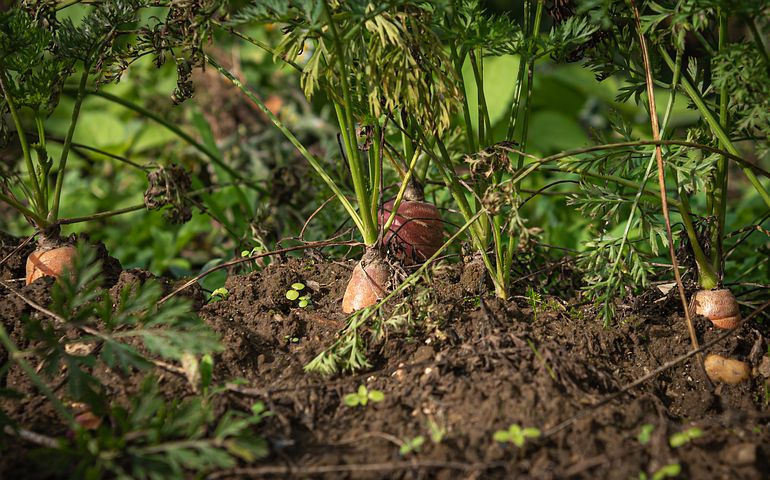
[285,282,311,308]
[493,424,541,447]
[637,423,655,445]
[669,427,704,448]
[209,287,229,303]
[399,435,425,456]
[343,385,384,407]
[427,417,447,444]
[639,463,682,480]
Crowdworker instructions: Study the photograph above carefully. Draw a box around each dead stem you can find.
[0,233,36,269]
[206,460,496,479]
[3,425,60,449]
[629,0,708,387]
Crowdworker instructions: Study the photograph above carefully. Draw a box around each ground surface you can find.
[1,236,769,479]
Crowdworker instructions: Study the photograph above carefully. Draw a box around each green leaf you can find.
[291,283,305,291]
[637,423,654,445]
[343,393,360,407]
[652,463,681,480]
[285,289,300,301]
[493,430,511,443]
[367,390,384,403]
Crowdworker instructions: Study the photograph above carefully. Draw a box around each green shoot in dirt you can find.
[399,435,425,456]
[343,385,384,408]
[285,282,311,308]
[639,463,682,480]
[493,424,541,447]
[209,287,230,303]
[669,427,703,448]
[637,423,655,445]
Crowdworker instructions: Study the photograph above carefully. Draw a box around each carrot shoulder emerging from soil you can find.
[25,244,77,285]
[341,249,389,314]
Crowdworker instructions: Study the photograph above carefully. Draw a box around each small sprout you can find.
[637,423,655,445]
[284,335,299,344]
[209,287,229,302]
[399,435,425,456]
[427,418,446,444]
[639,463,681,480]
[669,427,703,448]
[493,424,541,447]
[286,282,312,308]
[343,385,384,407]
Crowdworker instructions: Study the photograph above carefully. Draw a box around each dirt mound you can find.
[1,243,768,478]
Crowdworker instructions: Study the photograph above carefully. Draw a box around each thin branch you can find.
[542,298,770,439]
[631,0,706,383]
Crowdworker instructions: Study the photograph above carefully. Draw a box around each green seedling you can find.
[493,424,541,447]
[639,463,681,480]
[209,287,229,303]
[669,427,703,448]
[427,418,447,444]
[284,335,299,344]
[285,283,311,308]
[343,385,384,407]
[399,435,425,456]
[637,423,655,445]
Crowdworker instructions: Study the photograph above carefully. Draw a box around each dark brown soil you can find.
[1,239,769,479]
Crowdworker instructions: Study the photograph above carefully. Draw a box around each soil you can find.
[1,236,768,479]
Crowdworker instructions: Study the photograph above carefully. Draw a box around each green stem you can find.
[678,192,718,289]
[712,12,729,278]
[50,69,89,222]
[34,113,49,209]
[452,46,477,154]
[323,0,377,245]
[208,57,364,235]
[469,49,491,146]
[660,48,770,210]
[67,88,252,189]
[747,17,770,74]
[0,191,47,225]
[0,70,44,217]
[369,122,383,223]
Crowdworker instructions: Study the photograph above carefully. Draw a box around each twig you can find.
[629,0,708,387]
[542,298,770,439]
[0,233,36,269]
[3,425,60,449]
[206,460,494,479]
[157,239,364,304]
[299,194,337,240]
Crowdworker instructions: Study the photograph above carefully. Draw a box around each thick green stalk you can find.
[660,48,770,209]
[515,0,544,170]
[0,70,45,217]
[208,57,364,235]
[369,122,383,224]
[678,190,718,289]
[34,113,49,209]
[0,191,47,225]
[323,0,377,245]
[452,45,477,157]
[50,69,89,221]
[712,12,729,277]
[469,49,491,146]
